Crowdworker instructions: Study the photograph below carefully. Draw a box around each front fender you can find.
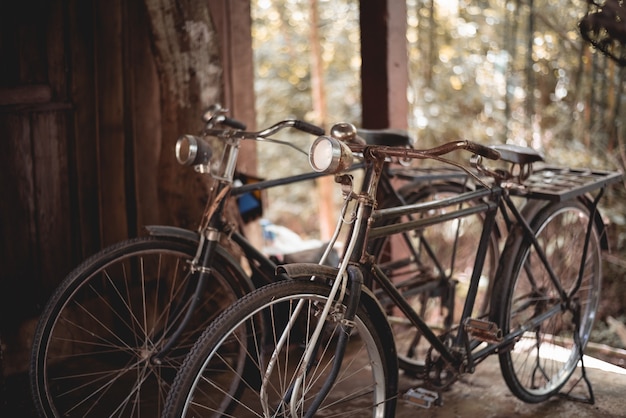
[144,225,256,293]
[144,225,201,244]
[277,263,392,338]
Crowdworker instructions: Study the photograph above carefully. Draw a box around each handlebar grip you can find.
[292,120,325,136]
[220,116,247,130]
[465,141,501,160]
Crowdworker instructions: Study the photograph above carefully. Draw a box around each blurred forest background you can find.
[249,0,626,355]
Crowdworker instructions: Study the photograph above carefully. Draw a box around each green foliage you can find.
[251,0,626,353]
[251,0,626,235]
[251,0,361,235]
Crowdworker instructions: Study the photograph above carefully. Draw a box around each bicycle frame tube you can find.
[230,163,365,197]
[366,186,502,366]
[227,227,292,283]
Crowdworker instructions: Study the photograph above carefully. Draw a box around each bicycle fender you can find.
[144,225,256,292]
[145,225,200,243]
[277,263,393,341]
[520,197,609,251]
[277,262,339,280]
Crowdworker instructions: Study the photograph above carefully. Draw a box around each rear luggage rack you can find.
[513,166,622,201]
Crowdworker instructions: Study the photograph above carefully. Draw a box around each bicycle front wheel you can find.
[164,279,398,417]
[492,199,602,403]
[30,235,249,417]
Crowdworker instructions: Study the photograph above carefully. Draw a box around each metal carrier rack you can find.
[512,165,621,405]
[513,166,622,201]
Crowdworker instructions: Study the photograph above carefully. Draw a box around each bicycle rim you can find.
[496,200,601,402]
[166,280,396,417]
[31,237,246,417]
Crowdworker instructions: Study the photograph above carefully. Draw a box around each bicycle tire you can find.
[370,180,499,375]
[491,198,602,403]
[164,279,398,417]
[30,235,250,417]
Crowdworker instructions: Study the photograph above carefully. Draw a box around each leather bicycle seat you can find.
[490,144,544,164]
[357,128,413,147]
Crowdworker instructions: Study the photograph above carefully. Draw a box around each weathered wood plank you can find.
[125,0,161,232]
[16,2,48,84]
[46,0,68,101]
[223,0,257,173]
[0,113,38,324]
[31,111,73,292]
[95,0,129,246]
[67,0,101,258]
[144,0,223,230]
[0,85,52,106]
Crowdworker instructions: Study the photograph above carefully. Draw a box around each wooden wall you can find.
[1,0,79,333]
[0,0,256,380]
[0,0,403,387]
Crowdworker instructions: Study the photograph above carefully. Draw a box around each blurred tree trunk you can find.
[503,0,519,142]
[525,0,535,134]
[308,0,335,240]
[143,0,223,228]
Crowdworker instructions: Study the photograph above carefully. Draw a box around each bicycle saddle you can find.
[490,144,544,164]
[357,128,413,147]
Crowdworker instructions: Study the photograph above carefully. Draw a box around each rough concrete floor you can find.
[394,354,626,418]
[4,353,625,417]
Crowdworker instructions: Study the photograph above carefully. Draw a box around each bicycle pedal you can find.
[464,318,502,343]
[403,387,440,409]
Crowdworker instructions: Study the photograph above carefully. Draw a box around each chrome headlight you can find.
[175,135,213,167]
[309,135,354,174]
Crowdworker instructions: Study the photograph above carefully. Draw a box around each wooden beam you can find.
[0,85,51,106]
[360,0,408,129]
[209,0,257,174]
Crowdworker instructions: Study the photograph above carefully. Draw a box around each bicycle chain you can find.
[424,335,460,391]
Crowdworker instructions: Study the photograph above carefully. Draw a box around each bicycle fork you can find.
[260,266,363,418]
[151,229,220,363]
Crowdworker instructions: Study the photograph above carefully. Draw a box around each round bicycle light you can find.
[309,135,354,174]
[175,135,213,166]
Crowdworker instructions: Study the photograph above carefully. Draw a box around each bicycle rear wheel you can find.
[492,199,602,403]
[164,279,398,417]
[371,181,499,375]
[30,235,249,417]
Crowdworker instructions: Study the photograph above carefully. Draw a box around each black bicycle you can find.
[163,122,620,417]
[29,106,496,417]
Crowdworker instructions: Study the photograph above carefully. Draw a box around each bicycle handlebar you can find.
[213,115,247,130]
[290,120,326,136]
[202,119,324,141]
[352,139,501,161]
[178,119,325,169]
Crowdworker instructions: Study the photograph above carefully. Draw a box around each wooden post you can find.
[360,0,408,130]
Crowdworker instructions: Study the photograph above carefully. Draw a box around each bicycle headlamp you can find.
[175,135,213,167]
[309,135,354,174]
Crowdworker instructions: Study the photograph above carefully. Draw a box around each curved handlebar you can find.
[460,141,501,160]
[202,119,325,141]
[201,104,247,130]
[178,119,325,168]
[352,140,501,161]
[290,120,325,136]
[216,115,247,130]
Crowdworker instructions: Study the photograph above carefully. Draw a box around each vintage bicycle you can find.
[29,106,495,417]
[163,122,620,417]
